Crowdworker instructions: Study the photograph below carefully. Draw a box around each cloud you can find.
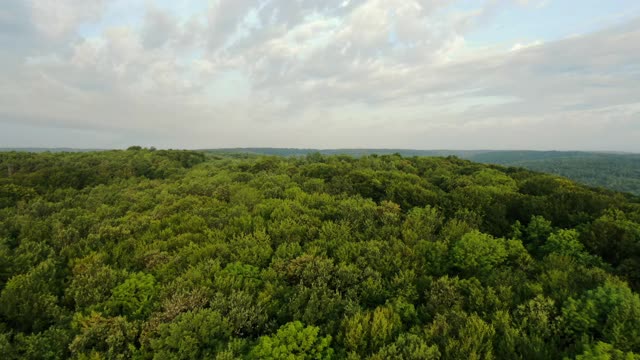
[141,5,177,49]
[27,0,108,40]
[0,0,639,151]
[510,40,543,51]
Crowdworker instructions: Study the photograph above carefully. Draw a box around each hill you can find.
[469,151,640,196]
[1,149,640,358]
[6,148,638,194]
[203,149,640,195]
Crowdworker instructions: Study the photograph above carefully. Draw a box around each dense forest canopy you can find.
[492,155,640,196]
[5,148,639,195]
[203,149,640,196]
[1,149,640,359]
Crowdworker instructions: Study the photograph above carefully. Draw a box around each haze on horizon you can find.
[1,0,639,151]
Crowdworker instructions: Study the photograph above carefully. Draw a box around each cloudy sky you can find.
[1,0,640,150]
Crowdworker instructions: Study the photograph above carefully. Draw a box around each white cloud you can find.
[27,0,107,40]
[141,5,177,49]
[0,0,639,151]
[510,40,543,51]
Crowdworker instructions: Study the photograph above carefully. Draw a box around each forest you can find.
[204,149,640,195]
[1,148,640,359]
[488,154,640,196]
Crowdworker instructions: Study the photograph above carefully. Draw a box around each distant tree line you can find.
[204,149,640,196]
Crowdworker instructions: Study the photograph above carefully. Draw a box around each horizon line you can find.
[0,147,637,155]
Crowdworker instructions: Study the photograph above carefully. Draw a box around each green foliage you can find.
[524,215,553,249]
[150,309,232,359]
[11,326,73,360]
[66,253,120,310]
[369,333,441,360]
[341,305,403,355]
[108,272,158,320]
[69,312,140,359]
[562,280,640,352]
[574,342,640,360]
[450,231,509,276]
[0,259,63,332]
[249,321,333,359]
[424,311,496,360]
[204,149,640,195]
[484,153,640,196]
[402,206,443,244]
[542,229,601,266]
[0,149,640,358]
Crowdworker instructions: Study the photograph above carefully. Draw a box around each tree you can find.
[66,253,120,310]
[450,231,508,276]
[248,321,333,360]
[341,305,402,356]
[108,272,158,320]
[149,309,231,360]
[562,280,640,352]
[0,259,63,333]
[575,342,640,360]
[69,312,139,359]
[402,206,443,245]
[369,333,440,360]
[542,229,600,266]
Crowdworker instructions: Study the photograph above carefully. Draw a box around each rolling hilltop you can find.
[203,149,640,195]
[3,148,639,195]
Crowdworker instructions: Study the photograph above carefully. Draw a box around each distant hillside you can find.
[474,152,640,196]
[202,148,490,158]
[4,148,638,195]
[203,149,640,195]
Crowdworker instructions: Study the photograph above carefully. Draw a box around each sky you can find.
[1,0,640,151]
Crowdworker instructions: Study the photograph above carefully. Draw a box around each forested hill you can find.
[204,149,640,195]
[5,148,639,194]
[475,152,640,196]
[2,149,640,359]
